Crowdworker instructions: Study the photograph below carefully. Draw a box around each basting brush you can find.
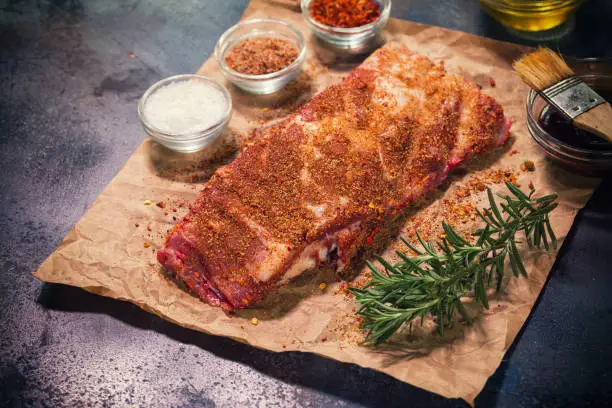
[513,47,612,144]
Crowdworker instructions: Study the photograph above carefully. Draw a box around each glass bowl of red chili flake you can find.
[215,19,307,95]
[301,0,391,53]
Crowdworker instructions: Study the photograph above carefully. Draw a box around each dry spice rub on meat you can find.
[157,42,511,310]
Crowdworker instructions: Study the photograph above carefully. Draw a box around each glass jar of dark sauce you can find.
[527,63,612,176]
[538,90,612,151]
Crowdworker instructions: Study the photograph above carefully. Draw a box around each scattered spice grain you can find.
[224,37,299,76]
[523,160,535,171]
[309,0,381,28]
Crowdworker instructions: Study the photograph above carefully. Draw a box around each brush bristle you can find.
[513,47,574,91]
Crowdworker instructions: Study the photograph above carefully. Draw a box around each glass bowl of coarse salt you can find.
[215,19,307,95]
[138,74,232,153]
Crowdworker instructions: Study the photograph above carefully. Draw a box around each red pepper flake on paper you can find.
[156,201,166,209]
[489,77,496,87]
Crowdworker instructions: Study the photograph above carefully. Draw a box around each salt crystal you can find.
[143,79,228,135]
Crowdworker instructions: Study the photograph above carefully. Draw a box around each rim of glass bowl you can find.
[526,71,612,160]
[479,0,584,12]
[138,74,232,141]
[301,0,391,35]
[214,18,307,81]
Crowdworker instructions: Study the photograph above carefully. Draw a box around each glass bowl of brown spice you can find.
[215,19,307,95]
[301,0,391,53]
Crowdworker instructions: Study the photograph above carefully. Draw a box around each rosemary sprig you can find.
[350,182,558,345]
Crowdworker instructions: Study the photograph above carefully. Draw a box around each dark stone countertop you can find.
[1,0,612,406]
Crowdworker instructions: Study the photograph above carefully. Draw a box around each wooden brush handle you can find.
[573,102,612,144]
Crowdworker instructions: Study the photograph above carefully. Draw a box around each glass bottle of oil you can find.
[479,0,584,32]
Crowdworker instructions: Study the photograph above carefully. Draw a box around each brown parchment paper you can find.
[35,0,601,404]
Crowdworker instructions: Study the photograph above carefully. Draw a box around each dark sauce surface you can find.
[539,90,612,151]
